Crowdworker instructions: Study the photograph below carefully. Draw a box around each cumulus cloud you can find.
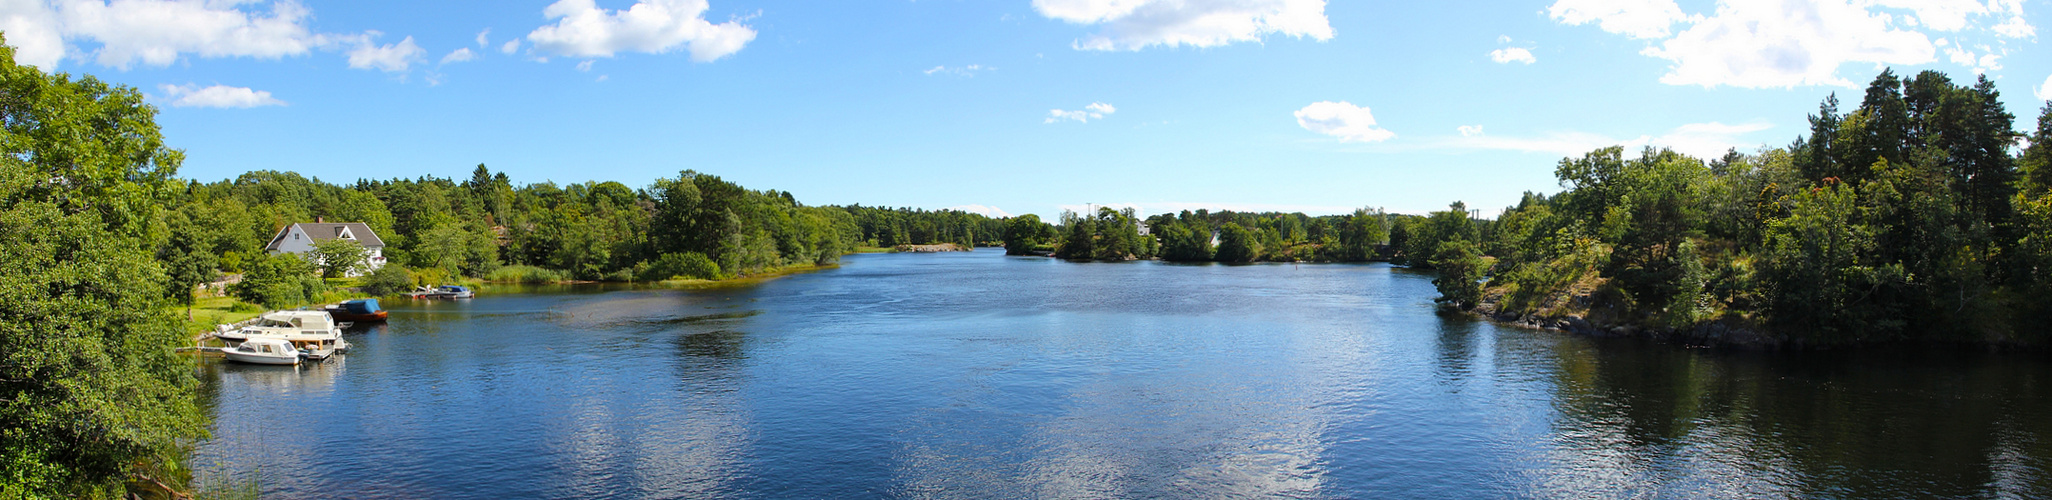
[475,27,490,48]
[1046,102,1116,123]
[923,64,992,77]
[158,83,284,108]
[441,47,475,64]
[1552,0,2036,88]
[946,205,1014,217]
[1437,121,1772,159]
[2036,73,2052,101]
[1644,0,1936,88]
[1458,125,1484,137]
[1,0,322,69]
[525,0,757,62]
[343,33,424,72]
[1490,47,1535,64]
[1294,101,1393,143]
[500,38,522,54]
[1547,0,1690,39]
[1033,0,1334,51]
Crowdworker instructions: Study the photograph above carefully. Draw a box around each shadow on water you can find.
[1529,334,2052,498]
[675,329,749,361]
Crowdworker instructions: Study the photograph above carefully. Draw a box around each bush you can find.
[227,253,325,308]
[360,265,413,296]
[486,265,567,283]
[641,252,722,281]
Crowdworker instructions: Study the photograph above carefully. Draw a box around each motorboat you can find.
[222,337,300,365]
[325,298,388,323]
[217,310,349,359]
[406,285,474,299]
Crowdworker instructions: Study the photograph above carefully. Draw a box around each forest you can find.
[1396,69,2052,346]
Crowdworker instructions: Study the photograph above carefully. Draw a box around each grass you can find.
[179,296,267,337]
[850,246,897,253]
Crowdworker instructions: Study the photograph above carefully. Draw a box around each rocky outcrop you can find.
[1467,286,1784,348]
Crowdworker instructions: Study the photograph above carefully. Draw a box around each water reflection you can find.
[189,250,2052,498]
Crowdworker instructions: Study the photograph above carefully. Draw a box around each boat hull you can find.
[223,350,300,365]
[327,310,389,323]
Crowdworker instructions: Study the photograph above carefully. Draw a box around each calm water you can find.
[194,249,2052,499]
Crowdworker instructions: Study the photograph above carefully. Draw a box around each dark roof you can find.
[265,222,386,250]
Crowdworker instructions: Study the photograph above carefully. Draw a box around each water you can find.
[194,249,2052,498]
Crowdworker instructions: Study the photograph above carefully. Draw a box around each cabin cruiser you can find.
[217,310,348,359]
[222,338,300,365]
[324,298,388,323]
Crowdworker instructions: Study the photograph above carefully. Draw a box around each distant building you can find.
[265,220,387,276]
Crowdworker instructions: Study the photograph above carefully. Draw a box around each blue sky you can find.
[4,0,2049,219]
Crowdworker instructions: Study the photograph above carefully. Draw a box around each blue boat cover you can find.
[341,298,380,314]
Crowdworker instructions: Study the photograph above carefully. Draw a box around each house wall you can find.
[270,225,386,277]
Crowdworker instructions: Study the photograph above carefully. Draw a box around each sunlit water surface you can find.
[194,249,2052,498]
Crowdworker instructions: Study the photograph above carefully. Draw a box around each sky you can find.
[2,0,2049,219]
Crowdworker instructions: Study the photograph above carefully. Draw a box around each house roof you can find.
[266,222,386,250]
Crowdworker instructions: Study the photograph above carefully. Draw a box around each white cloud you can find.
[475,27,490,48]
[1436,121,1772,159]
[575,59,593,72]
[441,47,475,64]
[1942,43,2001,73]
[1490,47,1535,64]
[500,38,522,54]
[1547,0,1690,39]
[1294,101,1393,143]
[1046,102,1116,123]
[2036,73,2052,101]
[923,64,992,77]
[1878,0,1984,31]
[1553,0,2036,89]
[2,0,323,70]
[525,0,757,62]
[1458,125,1484,137]
[158,83,284,108]
[946,204,1013,217]
[1642,0,1936,88]
[1033,0,1334,51]
[344,33,424,73]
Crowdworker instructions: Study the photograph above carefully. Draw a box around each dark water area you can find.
[193,249,2052,498]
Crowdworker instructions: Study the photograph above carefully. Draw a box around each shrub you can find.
[360,265,413,296]
[227,253,325,308]
[641,252,722,281]
[486,265,567,283]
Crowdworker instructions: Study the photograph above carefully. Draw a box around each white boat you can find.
[222,338,301,365]
[217,310,349,359]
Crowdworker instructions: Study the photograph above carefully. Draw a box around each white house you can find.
[265,221,387,276]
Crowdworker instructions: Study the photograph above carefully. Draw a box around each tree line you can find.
[0,41,1006,498]
[1003,206,1394,262]
[1403,69,2052,346]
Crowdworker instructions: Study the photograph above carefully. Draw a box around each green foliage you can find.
[486,265,568,283]
[227,253,325,308]
[360,264,414,296]
[1003,214,1048,255]
[1430,239,1487,309]
[0,37,207,496]
[641,252,722,281]
[309,238,370,278]
[1214,222,1259,262]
